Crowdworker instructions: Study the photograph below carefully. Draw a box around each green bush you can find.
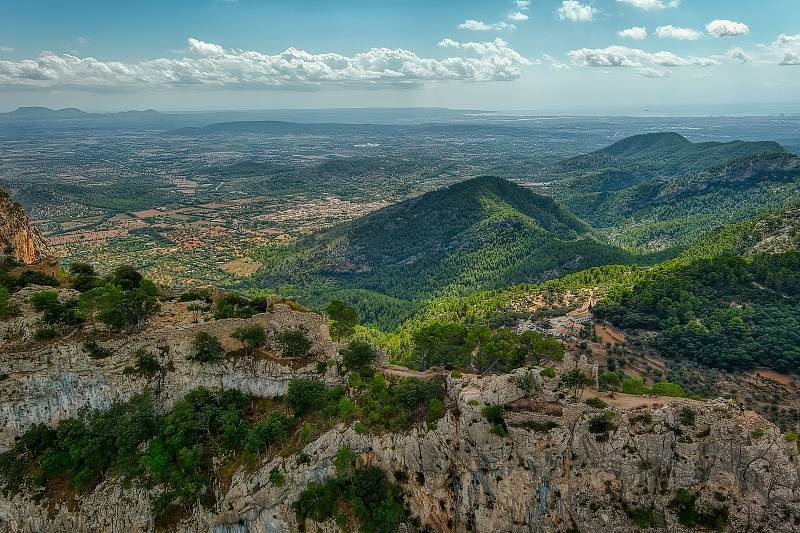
[540,367,556,378]
[671,488,728,531]
[623,377,649,395]
[232,324,267,355]
[276,328,312,356]
[341,340,377,372]
[482,404,508,437]
[651,381,686,397]
[679,407,696,426]
[15,270,59,288]
[286,379,336,417]
[244,413,294,454]
[585,397,607,409]
[190,331,225,363]
[293,447,405,533]
[33,326,58,340]
[588,411,617,441]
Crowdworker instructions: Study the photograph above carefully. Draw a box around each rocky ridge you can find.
[1,303,799,533]
[0,190,49,265]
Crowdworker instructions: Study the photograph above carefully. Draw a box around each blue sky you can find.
[0,0,798,113]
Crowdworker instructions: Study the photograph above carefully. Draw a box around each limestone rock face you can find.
[0,303,338,449]
[0,191,49,265]
[1,336,799,532]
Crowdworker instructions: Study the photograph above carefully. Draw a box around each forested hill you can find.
[542,131,800,252]
[250,176,638,328]
[552,132,787,182]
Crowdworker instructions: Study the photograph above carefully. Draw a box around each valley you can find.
[2,107,800,533]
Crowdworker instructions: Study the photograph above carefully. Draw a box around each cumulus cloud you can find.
[772,34,800,65]
[515,0,530,8]
[459,20,515,31]
[0,37,532,89]
[557,1,596,22]
[655,25,702,41]
[618,27,648,40]
[617,0,679,10]
[568,45,719,68]
[706,20,749,38]
[728,47,753,64]
[508,12,529,21]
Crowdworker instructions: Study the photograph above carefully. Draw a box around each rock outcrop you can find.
[0,302,338,449]
[2,358,799,532]
[0,189,49,265]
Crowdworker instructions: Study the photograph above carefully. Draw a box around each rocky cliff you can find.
[1,299,798,533]
[0,190,49,265]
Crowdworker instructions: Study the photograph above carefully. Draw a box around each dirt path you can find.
[378,365,451,380]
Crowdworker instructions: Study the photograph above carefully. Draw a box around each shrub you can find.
[190,331,225,363]
[0,286,18,319]
[231,324,266,355]
[515,369,538,397]
[341,340,377,372]
[269,468,285,487]
[588,411,617,441]
[651,381,686,398]
[130,349,161,376]
[751,428,765,440]
[585,397,607,409]
[84,338,111,359]
[679,407,696,427]
[292,448,405,533]
[540,367,556,378]
[482,405,508,437]
[785,431,798,442]
[626,505,662,529]
[326,300,358,341]
[15,270,59,288]
[244,413,294,454]
[33,326,58,340]
[622,377,649,395]
[671,488,728,531]
[276,328,312,357]
[286,379,333,417]
[178,289,212,303]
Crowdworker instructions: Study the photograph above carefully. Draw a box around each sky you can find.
[0,0,798,114]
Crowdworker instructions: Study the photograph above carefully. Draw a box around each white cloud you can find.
[542,54,569,70]
[616,0,679,10]
[557,1,596,22]
[637,67,670,78]
[515,0,530,9]
[459,20,515,31]
[568,45,720,68]
[0,37,532,89]
[781,52,800,66]
[508,12,529,21]
[655,25,702,41]
[187,37,225,55]
[706,20,749,38]
[772,34,800,66]
[0,47,13,53]
[618,27,648,40]
[728,47,753,64]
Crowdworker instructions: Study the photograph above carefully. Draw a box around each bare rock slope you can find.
[1,305,799,533]
[0,190,49,265]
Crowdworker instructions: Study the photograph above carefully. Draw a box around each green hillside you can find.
[250,176,641,328]
[553,132,786,185]
[549,140,800,251]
